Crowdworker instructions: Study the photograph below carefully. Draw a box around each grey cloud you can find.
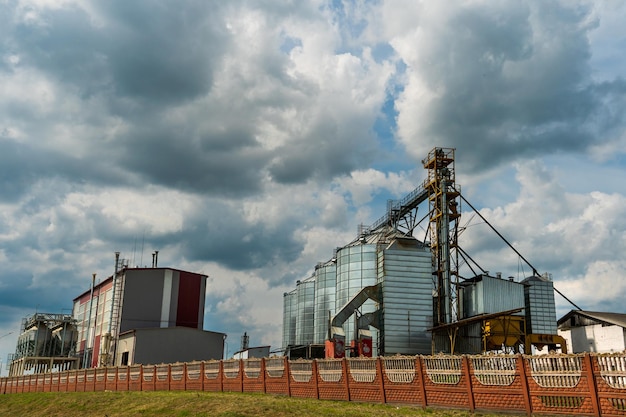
[269,114,379,184]
[396,2,625,173]
[0,269,78,313]
[11,6,109,96]
[177,204,304,277]
[2,0,387,197]
[7,1,229,104]
[0,140,130,202]
[101,1,229,103]
[115,125,270,197]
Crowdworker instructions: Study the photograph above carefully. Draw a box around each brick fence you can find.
[2,353,625,416]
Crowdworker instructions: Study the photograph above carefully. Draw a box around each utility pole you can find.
[83,274,96,368]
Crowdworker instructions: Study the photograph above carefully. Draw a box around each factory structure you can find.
[8,147,608,377]
[283,148,566,358]
[7,313,78,376]
[7,254,225,376]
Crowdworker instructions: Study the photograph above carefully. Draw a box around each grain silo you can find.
[313,259,337,344]
[295,277,315,346]
[282,147,571,357]
[324,227,434,357]
[281,289,297,349]
[335,240,380,354]
[522,274,557,334]
[377,235,433,355]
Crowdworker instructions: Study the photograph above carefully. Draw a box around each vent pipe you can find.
[83,273,96,368]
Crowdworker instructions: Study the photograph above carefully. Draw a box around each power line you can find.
[459,193,582,311]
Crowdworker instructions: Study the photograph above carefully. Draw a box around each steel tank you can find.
[378,237,433,355]
[522,275,557,334]
[282,289,297,349]
[295,277,315,345]
[313,260,337,344]
[335,242,379,355]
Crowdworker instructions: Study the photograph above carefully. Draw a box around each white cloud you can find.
[460,161,626,317]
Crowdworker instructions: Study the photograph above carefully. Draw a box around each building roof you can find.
[346,224,427,247]
[558,310,626,329]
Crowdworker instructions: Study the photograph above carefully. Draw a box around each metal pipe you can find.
[107,252,120,335]
[83,273,96,368]
[440,178,451,324]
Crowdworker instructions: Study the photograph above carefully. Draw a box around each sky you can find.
[1,0,626,368]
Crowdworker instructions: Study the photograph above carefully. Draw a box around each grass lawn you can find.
[0,391,508,417]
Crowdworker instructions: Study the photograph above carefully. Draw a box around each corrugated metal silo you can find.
[335,242,379,354]
[378,237,433,355]
[282,289,297,350]
[522,275,557,334]
[295,277,315,345]
[313,260,337,344]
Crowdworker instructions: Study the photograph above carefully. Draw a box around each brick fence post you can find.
[462,356,475,412]
[285,357,292,397]
[416,356,428,408]
[518,355,532,416]
[583,353,601,417]
[312,360,320,400]
[376,357,386,404]
[343,358,351,401]
[261,358,266,394]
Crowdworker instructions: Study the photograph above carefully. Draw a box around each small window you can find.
[121,351,130,366]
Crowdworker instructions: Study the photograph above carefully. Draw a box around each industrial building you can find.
[558,310,626,353]
[8,313,78,376]
[71,254,224,368]
[7,255,226,375]
[282,148,566,357]
[116,327,225,365]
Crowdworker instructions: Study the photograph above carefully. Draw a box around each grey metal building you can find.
[116,327,225,366]
[72,256,222,368]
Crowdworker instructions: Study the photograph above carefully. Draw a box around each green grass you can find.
[0,391,506,417]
